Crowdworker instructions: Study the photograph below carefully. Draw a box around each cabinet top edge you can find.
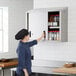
[26,7,68,13]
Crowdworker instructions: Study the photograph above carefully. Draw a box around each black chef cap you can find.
[15,29,29,40]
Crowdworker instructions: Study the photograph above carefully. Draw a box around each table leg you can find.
[1,69,4,76]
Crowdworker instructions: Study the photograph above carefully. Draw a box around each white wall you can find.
[0,0,33,59]
[33,0,76,62]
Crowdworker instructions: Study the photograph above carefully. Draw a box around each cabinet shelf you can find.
[48,26,60,29]
[49,14,59,16]
[48,31,59,32]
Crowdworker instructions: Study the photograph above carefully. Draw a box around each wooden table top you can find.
[53,67,76,74]
[0,59,18,68]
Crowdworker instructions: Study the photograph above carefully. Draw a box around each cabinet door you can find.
[60,8,68,42]
[28,9,47,40]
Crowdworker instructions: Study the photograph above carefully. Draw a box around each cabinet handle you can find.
[43,31,46,40]
[29,31,31,37]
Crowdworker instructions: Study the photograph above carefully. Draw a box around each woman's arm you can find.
[23,69,29,76]
[28,32,45,47]
[37,32,45,42]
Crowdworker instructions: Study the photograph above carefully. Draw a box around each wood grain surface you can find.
[53,67,76,74]
[0,59,18,68]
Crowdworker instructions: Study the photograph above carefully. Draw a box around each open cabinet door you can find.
[60,8,68,42]
[27,9,47,40]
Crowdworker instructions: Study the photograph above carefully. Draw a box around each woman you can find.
[15,29,44,76]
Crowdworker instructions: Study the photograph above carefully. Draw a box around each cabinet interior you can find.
[48,11,60,41]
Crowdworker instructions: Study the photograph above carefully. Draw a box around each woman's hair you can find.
[15,29,29,40]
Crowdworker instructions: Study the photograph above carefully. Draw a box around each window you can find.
[0,7,8,53]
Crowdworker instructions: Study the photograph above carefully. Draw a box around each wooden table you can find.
[0,59,18,76]
[53,67,76,76]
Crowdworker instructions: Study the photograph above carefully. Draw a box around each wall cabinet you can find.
[26,8,68,42]
[26,7,68,60]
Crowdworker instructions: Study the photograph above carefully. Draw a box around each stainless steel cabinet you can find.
[26,8,68,42]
